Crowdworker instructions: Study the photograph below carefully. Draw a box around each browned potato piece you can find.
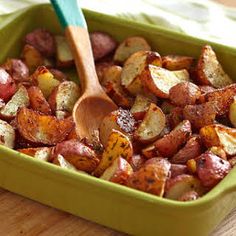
[128,154,146,171]
[165,174,204,200]
[0,85,29,120]
[121,51,162,95]
[160,101,176,114]
[0,119,15,148]
[114,36,151,64]
[142,65,189,98]
[95,61,114,82]
[162,55,195,71]
[52,139,99,173]
[28,86,52,115]
[127,158,171,197]
[171,136,202,164]
[168,107,183,129]
[178,190,199,201]
[229,97,236,128]
[199,85,215,95]
[134,103,166,143]
[100,157,133,185]
[48,81,80,113]
[17,107,74,145]
[200,124,236,156]
[141,144,159,159]
[169,82,201,107]
[197,45,232,88]
[99,108,135,147]
[94,130,133,177]
[90,32,117,61]
[154,120,192,158]
[170,164,188,178]
[53,154,77,171]
[183,102,217,129]
[208,146,227,160]
[49,68,68,82]
[55,35,74,68]
[18,147,52,161]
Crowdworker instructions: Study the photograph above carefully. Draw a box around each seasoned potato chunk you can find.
[18,147,51,161]
[0,119,15,148]
[170,164,188,178]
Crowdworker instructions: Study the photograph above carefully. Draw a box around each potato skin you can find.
[170,164,188,178]
[128,154,146,171]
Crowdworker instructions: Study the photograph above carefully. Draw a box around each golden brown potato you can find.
[200,124,236,156]
[229,97,236,128]
[18,147,52,161]
[114,36,151,64]
[141,65,189,98]
[95,61,114,82]
[17,107,74,145]
[196,45,232,88]
[162,55,195,71]
[183,102,217,129]
[121,51,162,95]
[127,158,171,197]
[169,82,201,107]
[94,130,133,177]
[134,103,166,143]
[0,119,15,148]
[154,120,192,158]
[27,86,52,115]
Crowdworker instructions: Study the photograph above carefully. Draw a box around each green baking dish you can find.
[1,4,236,236]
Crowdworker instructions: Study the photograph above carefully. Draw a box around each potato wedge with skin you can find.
[53,154,77,171]
[99,108,135,147]
[27,86,51,115]
[154,120,192,158]
[168,107,183,129]
[127,158,171,197]
[18,147,52,161]
[142,65,189,98]
[169,82,201,107]
[162,55,195,71]
[0,119,15,148]
[48,81,80,113]
[121,51,162,96]
[128,154,146,171]
[134,103,166,143]
[100,157,133,185]
[195,153,231,188]
[165,174,205,200]
[17,107,74,145]
[94,130,133,177]
[95,61,114,82]
[141,144,159,159]
[52,140,99,173]
[0,85,29,120]
[197,45,232,88]
[208,146,227,160]
[178,190,199,201]
[55,35,74,68]
[170,164,188,178]
[114,36,151,64]
[200,124,236,156]
[229,97,236,128]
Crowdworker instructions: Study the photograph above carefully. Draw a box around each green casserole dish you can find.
[0,4,236,236]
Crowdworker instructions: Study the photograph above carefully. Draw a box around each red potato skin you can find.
[170,164,188,178]
[128,154,146,171]
[196,153,231,188]
[168,107,183,129]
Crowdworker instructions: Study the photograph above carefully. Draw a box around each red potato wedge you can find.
[121,51,162,96]
[99,108,135,147]
[170,164,188,178]
[16,107,74,145]
[134,103,166,143]
[168,107,184,129]
[0,85,29,120]
[0,68,17,102]
[0,119,15,148]
[101,65,122,86]
[169,82,201,107]
[128,154,146,171]
[200,124,236,156]
[171,136,202,164]
[27,86,51,115]
[100,157,133,185]
[197,45,232,88]
[94,130,133,177]
[52,140,99,173]
[195,153,231,188]
[162,55,195,71]
[141,65,190,98]
[165,174,205,200]
[53,154,77,171]
[55,35,74,68]
[178,190,199,201]
[90,32,117,61]
[18,147,52,161]
[229,97,236,128]
[48,81,80,113]
[114,36,151,64]
[160,101,176,114]
[127,158,171,197]
[154,120,192,158]
[141,144,159,159]
[95,61,114,82]
[24,28,55,57]
[208,146,227,160]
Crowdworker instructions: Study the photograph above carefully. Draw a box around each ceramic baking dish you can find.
[0,4,236,236]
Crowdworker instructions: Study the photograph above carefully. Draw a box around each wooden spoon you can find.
[50,0,117,140]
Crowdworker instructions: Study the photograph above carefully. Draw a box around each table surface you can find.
[1,0,236,235]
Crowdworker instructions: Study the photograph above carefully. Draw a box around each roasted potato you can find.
[94,130,133,177]
[114,36,151,64]
[199,85,215,95]
[127,158,171,197]
[229,97,236,128]
[0,119,15,148]
[155,120,192,158]
[141,65,189,98]
[128,154,146,171]
[208,146,227,160]
[196,45,232,88]
[178,190,199,201]
[170,164,188,178]
[49,68,68,82]
[18,147,52,161]
[141,144,159,159]
[17,107,74,145]
[134,103,166,143]
[53,154,77,171]
[95,61,114,82]
[160,101,176,114]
